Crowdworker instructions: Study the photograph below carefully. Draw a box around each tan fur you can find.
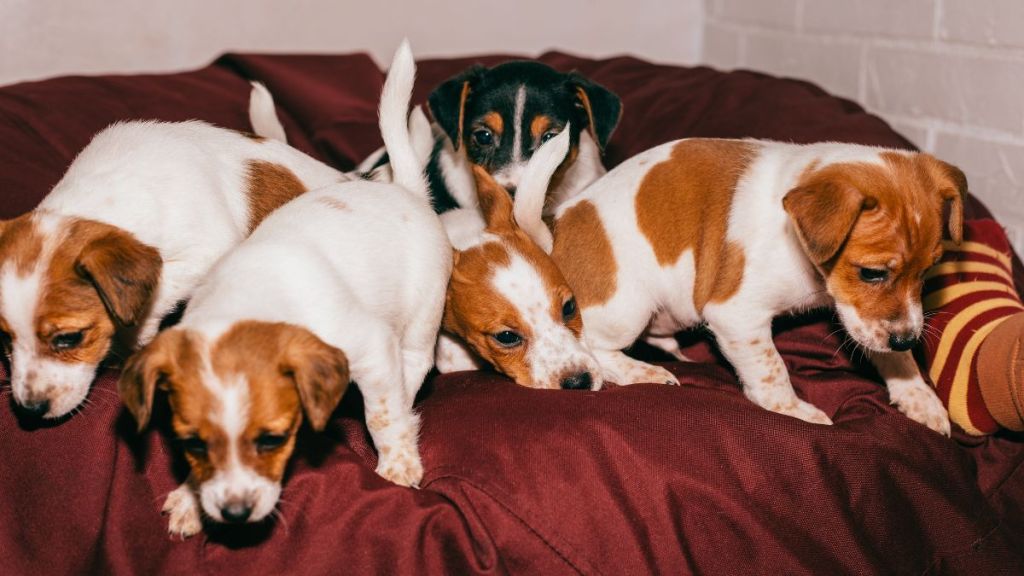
[634,139,756,312]
[454,81,472,150]
[530,115,552,141]
[482,111,504,137]
[0,215,44,275]
[552,201,617,308]
[245,160,307,233]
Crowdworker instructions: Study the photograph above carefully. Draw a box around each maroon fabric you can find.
[1,52,1023,575]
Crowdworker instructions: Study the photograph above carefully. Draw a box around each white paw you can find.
[890,384,951,436]
[162,484,202,538]
[764,398,833,426]
[376,446,424,488]
[608,362,679,386]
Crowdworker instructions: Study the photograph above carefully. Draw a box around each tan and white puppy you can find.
[436,129,601,390]
[0,109,355,420]
[517,138,963,434]
[119,41,451,537]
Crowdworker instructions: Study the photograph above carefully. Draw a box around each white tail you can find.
[512,127,571,253]
[378,39,428,198]
[247,82,288,143]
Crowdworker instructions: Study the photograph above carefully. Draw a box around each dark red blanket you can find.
[1,52,1022,575]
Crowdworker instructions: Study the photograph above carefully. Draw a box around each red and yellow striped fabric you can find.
[919,219,1024,435]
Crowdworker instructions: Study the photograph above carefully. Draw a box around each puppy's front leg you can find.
[869,350,951,436]
[708,316,832,425]
[162,481,202,538]
[435,332,485,374]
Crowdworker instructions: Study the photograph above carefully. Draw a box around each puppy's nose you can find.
[16,399,49,419]
[220,501,253,523]
[560,372,593,390]
[888,333,919,352]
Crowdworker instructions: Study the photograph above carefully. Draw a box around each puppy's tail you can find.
[379,39,429,199]
[512,127,571,253]
[248,81,288,143]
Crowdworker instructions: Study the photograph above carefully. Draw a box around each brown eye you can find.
[255,432,288,453]
[51,331,84,351]
[858,267,889,283]
[492,331,523,348]
[472,129,494,146]
[180,436,208,457]
[540,130,560,143]
[562,298,577,322]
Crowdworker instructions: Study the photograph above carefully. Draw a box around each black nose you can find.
[220,502,253,523]
[888,333,919,352]
[560,372,593,390]
[16,399,49,418]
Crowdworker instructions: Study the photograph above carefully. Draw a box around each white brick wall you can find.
[703,0,1024,256]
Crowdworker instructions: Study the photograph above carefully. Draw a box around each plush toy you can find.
[918,219,1024,435]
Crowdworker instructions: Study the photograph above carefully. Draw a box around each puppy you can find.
[436,129,601,390]
[0,107,358,419]
[119,41,451,537]
[516,138,963,434]
[360,60,621,216]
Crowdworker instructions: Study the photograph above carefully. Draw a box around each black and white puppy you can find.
[361,61,622,216]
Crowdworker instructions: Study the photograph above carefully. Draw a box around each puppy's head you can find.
[0,214,161,419]
[428,61,621,193]
[784,151,965,352]
[119,322,349,525]
[443,165,601,390]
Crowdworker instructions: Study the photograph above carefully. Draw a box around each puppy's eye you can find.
[492,331,524,348]
[540,130,561,143]
[858,267,889,283]
[180,436,208,457]
[562,298,577,322]
[255,433,288,453]
[51,331,84,351]
[472,129,494,146]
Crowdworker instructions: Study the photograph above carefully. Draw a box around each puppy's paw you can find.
[376,446,424,488]
[610,362,679,386]
[891,384,951,436]
[162,484,202,539]
[768,399,833,426]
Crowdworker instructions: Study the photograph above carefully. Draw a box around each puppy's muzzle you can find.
[560,371,593,390]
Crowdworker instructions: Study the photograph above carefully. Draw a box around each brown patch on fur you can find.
[482,111,504,136]
[530,115,553,141]
[553,201,617,308]
[0,215,44,275]
[316,196,350,212]
[245,160,307,233]
[634,139,756,312]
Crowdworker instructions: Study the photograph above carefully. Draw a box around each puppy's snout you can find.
[560,372,593,390]
[888,333,919,352]
[220,500,253,523]
[15,398,49,419]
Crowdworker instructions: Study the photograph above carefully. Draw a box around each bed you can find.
[0,51,1022,575]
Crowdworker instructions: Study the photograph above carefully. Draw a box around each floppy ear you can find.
[428,66,484,151]
[76,228,162,326]
[783,179,875,265]
[117,330,185,432]
[568,74,622,151]
[279,327,350,432]
[935,159,966,245]
[472,165,516,234]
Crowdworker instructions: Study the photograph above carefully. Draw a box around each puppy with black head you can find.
[361,60,622,216]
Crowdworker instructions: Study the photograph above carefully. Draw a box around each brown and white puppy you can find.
[518,138,963,434]
[361,60,622,216]
[0,120,349,420]
[436,130,601,390]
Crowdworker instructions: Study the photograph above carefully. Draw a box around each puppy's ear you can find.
[472,165,516,234]
[75,225,162,327]
[428,66,484,151]
[118,330,187,432]
[279,327,350,432]
[934,159,966,245]
[783,179,875,266]
[568,74,622,151]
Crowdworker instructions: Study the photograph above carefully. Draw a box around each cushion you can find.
[1,51,1022,575]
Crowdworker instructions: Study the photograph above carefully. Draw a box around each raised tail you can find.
[511,126,571,253]
[248,81,288,143]
[378,39,429,199]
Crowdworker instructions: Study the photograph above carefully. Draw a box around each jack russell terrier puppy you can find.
[359,60,621,216]
[0,108,357,421]
[515,137,963,435]
[118,41,451,537]
[435,129,602,390]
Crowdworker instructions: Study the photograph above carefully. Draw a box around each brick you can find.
[942,0,1024,48]
[703,22,742,69]
[803,0,935,39]
[866,46,1024,134]
[744,33,862,99]
[715,0,800,29]
[933,131,1024,233]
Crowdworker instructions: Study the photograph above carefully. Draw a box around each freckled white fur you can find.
[543,139,949,433]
